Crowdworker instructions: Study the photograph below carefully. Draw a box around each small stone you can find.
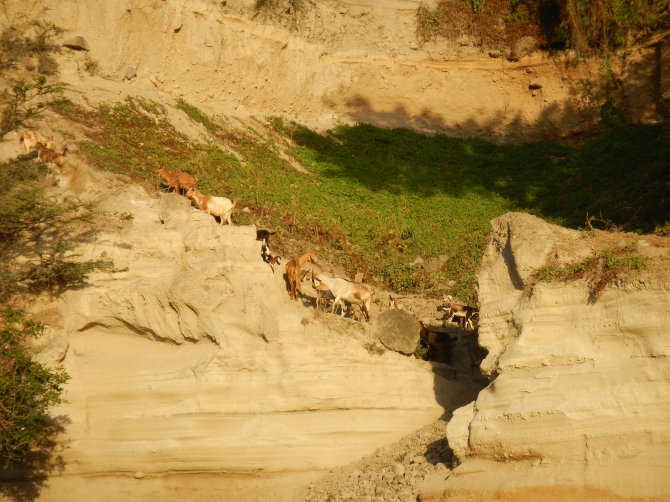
[134,471,144,479]
[63,35,90,51]
[435,462,449,472]
[393,462,406,477]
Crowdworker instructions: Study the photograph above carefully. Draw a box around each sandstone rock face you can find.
[375,309,421,355]
[25,170,473,501]
[18,0,664,140]
[435,213,670,500]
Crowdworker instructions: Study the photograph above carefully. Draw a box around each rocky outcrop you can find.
[427,213,670,500]
[24,166,475,501]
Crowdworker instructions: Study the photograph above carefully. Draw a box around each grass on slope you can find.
[50,97,669,304]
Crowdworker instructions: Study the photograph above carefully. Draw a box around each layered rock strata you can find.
[23,169,473,501]
[433,213,670,500]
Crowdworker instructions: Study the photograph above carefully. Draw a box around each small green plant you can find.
[23,245,115,295]
[534,246,647,301]
[108,211,134,222]
[37,53,58,75]
[0,308,69,468]
[0,75,65,139]
[465,0,484,13]
[255,0,303,11]
[176,98,220,133]
[0,19,63,75]
[82,55,99,76]
[363,341,386,356]
[414,339,429,360]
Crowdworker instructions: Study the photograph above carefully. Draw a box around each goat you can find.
[311,272,372,321]
[389,294,399,309]
[256,229,276,244]
[441,295,478,330]
[284,252,317,301]
[19,130,54,154]
[36,142,67,168]
[186,188,236,226]
[419,321,451,362]
[302,270,337,311]
[261,242,281,273]
[157,167,198,194]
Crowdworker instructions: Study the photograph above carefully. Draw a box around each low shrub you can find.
[0,308,69,468]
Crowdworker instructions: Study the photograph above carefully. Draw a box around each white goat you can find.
[312,272,372,321]
[186,188,235,225]
[441,295,478,330]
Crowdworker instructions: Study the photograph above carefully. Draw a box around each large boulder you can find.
[374,309,421,355]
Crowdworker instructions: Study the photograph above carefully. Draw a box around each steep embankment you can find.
[19,0,663,141]
[423,213,670,501]
[14,150,477,501]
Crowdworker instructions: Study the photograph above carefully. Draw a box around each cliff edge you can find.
[428,212,670,501]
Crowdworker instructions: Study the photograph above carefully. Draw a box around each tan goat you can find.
[311,272,372,321]
[186,188,236,225]
[157,167,198,194]
[441,295,478,330]
[302,270,336,310]
[284,252,318,301]
[19,130,54,153]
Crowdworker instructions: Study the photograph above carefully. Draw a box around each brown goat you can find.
[19,130,54,153]
[441,295,478,330]
[157,167,198,194]
[36,142,67,168]
[419,321,451,362]
[284,252,317,301]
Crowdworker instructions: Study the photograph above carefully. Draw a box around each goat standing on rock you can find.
[312,272,372,321]
[284,252,317,301]
[261,242,281,273]
[157,167,198,195]
[186,188,236,225]
[441,295,478,330]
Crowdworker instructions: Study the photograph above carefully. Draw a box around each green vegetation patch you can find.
[415,0,668,53]
[51,98,668,305]
[0,308,69,468]
[0,158,113,301]
[534,246,647,301]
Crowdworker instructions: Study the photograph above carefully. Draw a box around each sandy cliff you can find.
[14,159,476,501]
[14,0,665,141]
[427,213,670,501]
